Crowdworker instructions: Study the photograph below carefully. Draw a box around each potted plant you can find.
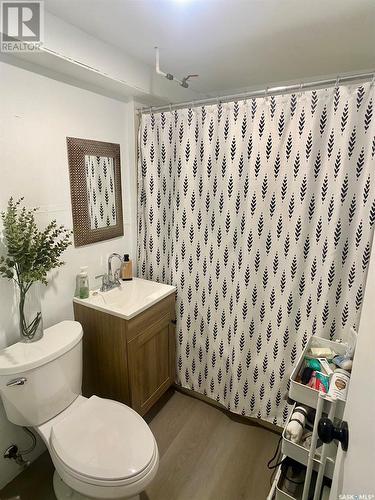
[0,198,71,342]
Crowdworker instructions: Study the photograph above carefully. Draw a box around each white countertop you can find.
[73,277,176,320]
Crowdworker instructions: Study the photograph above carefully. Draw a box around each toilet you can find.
[0,321,159,500]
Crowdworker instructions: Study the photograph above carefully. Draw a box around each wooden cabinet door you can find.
[128,313,174,415]
[74,303,130,404]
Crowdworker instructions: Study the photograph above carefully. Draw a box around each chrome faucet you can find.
[95,253,123,292]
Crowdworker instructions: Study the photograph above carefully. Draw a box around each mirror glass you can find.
[85,155,117,229]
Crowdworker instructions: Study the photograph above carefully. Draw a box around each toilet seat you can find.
[50,396,157,485]
[50,442,158,488]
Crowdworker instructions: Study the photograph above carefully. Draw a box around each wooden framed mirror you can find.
[67,137,124,247]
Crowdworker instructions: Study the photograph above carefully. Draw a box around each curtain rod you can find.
[140,71,375,115]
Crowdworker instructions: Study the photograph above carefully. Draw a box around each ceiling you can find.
[44,0,375,98]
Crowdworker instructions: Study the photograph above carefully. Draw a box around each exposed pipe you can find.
[3,427,37,469]
[155,47,198,89]
[140,70,375,114]
[155,46,185,86]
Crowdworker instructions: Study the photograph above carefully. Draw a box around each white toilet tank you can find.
[0,321,83,426]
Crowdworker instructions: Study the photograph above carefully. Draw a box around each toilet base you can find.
[53,471,141,500]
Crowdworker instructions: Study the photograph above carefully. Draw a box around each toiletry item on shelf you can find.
[317,358,334,376]
[299,407,316,450]
[307,371,329,393]
[308,347,336,359]
[285,405,308,443]
[282,460,306,495]
[332,355,353,372]
[338,326,357,358]
[300,431,313,450]
[121,254,133,281]
[301,435,323,457]
[76,266,90,299]
[306,358,321,371]
[300,366,314,385]
[327,369,351,401]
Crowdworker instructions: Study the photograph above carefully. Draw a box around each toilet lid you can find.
[50,396,155,481]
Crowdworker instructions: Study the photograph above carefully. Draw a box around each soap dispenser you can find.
[121,254,133,281]
[75,266,90,299]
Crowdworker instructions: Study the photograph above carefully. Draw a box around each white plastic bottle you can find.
[327,369,350,401]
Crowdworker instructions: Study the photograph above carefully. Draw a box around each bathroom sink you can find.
[73,278,176,320]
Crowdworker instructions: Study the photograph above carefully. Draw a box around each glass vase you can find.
[17,282,43,343]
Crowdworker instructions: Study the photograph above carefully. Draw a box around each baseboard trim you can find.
[174,385,283,435]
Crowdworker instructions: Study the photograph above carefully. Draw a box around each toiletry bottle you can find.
[327,369,350,401]
[121,254,133,281]
[78,266,90,299]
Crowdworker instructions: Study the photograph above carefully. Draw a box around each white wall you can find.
[0,61,137,488]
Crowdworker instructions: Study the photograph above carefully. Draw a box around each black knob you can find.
[318,417,349,451]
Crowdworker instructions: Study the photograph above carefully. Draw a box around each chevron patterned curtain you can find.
[138,82,375,426]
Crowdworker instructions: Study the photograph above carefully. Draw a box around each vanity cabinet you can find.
[73,293,176,416]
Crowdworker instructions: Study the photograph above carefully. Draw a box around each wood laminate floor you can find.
[0,391,280,500]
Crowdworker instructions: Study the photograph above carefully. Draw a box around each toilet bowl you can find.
[0,321,159,499]
[38,394,159,499]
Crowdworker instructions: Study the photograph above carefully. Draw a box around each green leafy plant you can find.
[0,198,72,340]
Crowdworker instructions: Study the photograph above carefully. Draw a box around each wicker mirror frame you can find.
[67,137,124,247]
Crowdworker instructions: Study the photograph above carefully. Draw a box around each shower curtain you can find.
[138,82,375,426]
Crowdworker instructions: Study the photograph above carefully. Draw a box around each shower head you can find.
[181,74,199,88]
